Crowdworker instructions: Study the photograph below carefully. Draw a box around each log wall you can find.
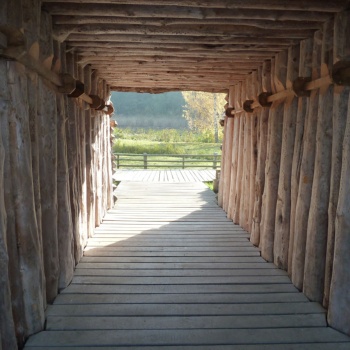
[0,2,113,348]
[219,10,350,337]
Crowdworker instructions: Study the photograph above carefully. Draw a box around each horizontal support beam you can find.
[53,24,315,41]
[67,41,288,51]
[53,16,322,31]
[44,3,334,21]
[226,66,350,115]
[0,36,112,113]
[66,34,298,46]
[76,49,278,58]
[78,56,265,64]
[42,0,348,12]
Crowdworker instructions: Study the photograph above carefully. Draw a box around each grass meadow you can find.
[113,128,222,169]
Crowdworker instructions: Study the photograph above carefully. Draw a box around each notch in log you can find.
[219,118,225,126]
[332,61,350,86]
[243,99,254,113]
[0,32,7,49]
[258,92,273,107]
[225,107,234,117]
[292,76,312,97]
[58,73,84,98]
[89,95,105,110]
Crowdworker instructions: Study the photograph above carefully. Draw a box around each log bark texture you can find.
[328,92,350,335]
[250,61,271,246]
[273,44,300,270]
[324,9,350,309]
[287,38,313,275]
[0,63,18,350]
[260,51,287,262]
[291,30,322,290]
[303,20,334,302]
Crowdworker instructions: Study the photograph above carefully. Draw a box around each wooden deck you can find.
[25,182,350,349]
[113,169,216,182]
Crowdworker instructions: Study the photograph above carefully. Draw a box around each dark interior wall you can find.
[0,1,114,348]
[219,11,350,336]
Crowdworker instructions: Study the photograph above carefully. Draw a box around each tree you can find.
[182,91,226,143]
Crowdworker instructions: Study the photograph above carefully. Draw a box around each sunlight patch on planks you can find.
[25,182,350,349]
[113,169,216,182]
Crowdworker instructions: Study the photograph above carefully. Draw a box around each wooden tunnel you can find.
[1,1,350,349]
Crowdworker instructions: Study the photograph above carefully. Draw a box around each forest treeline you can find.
[110,92,188,129]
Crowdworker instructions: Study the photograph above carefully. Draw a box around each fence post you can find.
[143,153,148,169]
[117,154,120,169]
[213,152,218,169]
[182,155,185,169]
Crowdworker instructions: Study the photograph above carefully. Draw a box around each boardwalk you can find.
[25,181,350,349]
[113,169,216,182]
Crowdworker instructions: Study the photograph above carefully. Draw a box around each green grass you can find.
[113,139,221,155]
[204,181,214,191]
[113,128,222,169]
[114,128,223,144]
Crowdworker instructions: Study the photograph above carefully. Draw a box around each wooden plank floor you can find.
[25,182,350,349]
[113,169,216,182]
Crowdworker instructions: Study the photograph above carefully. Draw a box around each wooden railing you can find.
[114,153,220,169]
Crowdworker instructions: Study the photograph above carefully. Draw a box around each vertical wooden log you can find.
[292,30,322,290]
[248,72,258,233]
[38,11,59,303]
[218,118,227,208]
[232,82,243,224]
[324,10,350,308]
[260,51,287,262]
[239,82,250,230]
[23,1,44,305]
[78,65,88,251]
[328,92,350,336]
[90,71,98,229]
[251,61,271,246]
[222,86,235,213]
[38,80,59,302]
[273,44,300,270]
[288,38,313,275]
[0,63,17,350]
[65,52,81,262]
[227,111,239,220]
[0,61,27,347]
[56,90,75,289]
[8,62,46,332]
[303,20,334,302]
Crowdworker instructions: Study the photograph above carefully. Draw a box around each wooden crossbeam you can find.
[66,34,298,46]
[42,0,349,12]
[53,17,323,31]
[44,3,334,21]
[53,24,315,41]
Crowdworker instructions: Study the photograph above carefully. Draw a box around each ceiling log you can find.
[42,0,349,12]
[66,34,297,46]
[68,41,286,52]
[44,4,334,21]
[53,24,315,42]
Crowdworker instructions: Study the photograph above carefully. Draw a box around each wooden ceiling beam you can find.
[42,0,348,13]
[44,4,333,21]
[81,57,264,64]
[92,66,253,73]
[53,16,323,30]
[73,48,281,57]
[67,41,290,52]
[110,86,228,93]
[66,34,297,46]
[53,24,315,42]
